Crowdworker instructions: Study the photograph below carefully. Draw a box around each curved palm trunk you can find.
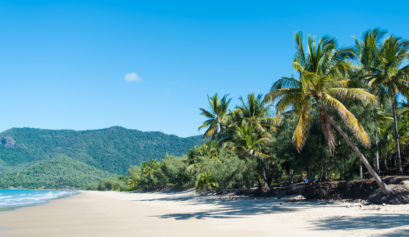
[373,108,380,173]
[327,116,392,195]
[392,97,403,174]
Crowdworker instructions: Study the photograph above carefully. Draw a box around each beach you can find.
[0,191,408,237]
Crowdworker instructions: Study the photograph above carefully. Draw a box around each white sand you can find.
[0,190,408,237]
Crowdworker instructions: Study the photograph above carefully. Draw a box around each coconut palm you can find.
[195,172,219,193]
[226,122,271,188]
[236,93,279,138]
[265,32,391,194]
[354,28,387,172]
[229,122,270,160]
[367,35,409,174]
[127,166,140,189]
[198,93,231,139]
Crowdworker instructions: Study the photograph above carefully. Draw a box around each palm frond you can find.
[328,88,377,105]
[199,108,215,119]
[322,93,371,147]
[292,110,312,152]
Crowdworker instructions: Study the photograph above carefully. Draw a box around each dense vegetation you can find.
[0,126,202,175]
[0,127,202,188]
[99,29,409,195]
[0,155,115,189]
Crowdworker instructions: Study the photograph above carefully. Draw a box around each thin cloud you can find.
[124,73,142,83]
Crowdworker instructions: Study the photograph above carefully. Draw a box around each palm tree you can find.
[228,122,270,159]
[265,32,391,194]
[195,172,219,193]
[186,140,220,166]
[139,159,166,190]
[127,166,141,189]
[198,94,231,139]
[367,35,409,174]
[221,93,279,188]
[354,28,387,173]
[237,93,279,138]
[226,122,271,188]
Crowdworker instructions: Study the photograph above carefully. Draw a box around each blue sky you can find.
[0,0,408,137]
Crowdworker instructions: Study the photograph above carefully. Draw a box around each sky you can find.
[0,0,408,137]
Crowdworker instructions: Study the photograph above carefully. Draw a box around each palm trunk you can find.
[261,158,268,188]
[392,97,403,174]
[247,152,269,189]
[260,158,268,188]
[255,174,262,188]
[373,108,380,173]
[359,161,363,179]
[384,157,389,174]
[343,155,347,180]
[263,168,268,188]
[327,116,391,195]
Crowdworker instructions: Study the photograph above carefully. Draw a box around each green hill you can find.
[0,155,115,189]
[0,126,203,174]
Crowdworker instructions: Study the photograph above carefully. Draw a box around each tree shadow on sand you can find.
[312,214,409,232]
[135,193,337,220]
[379,228,409,236]
[157,200,295,220]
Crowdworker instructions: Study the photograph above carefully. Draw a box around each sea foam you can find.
[0,190,76,210]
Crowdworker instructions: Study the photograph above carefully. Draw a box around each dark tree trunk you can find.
[286,168,294,184]
[324,156,329,180]
[384,156,390,174]
[392,96,403,174]
[262,159,268,188]
[307,168,312,183]
[359,161,363,179]
[343,155,347,180]
[373,108,380,173]
[327,116,391,195]
[255,174,262,188]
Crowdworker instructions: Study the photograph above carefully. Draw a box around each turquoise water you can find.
[0,189,76,211]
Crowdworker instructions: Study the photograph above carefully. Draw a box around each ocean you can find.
[0,189,76,211]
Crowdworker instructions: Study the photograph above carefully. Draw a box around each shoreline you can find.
[0,190,408,236]
[0,189,78,213]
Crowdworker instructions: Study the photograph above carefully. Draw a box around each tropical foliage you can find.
[199,94,231,139]
[101,29,409,194]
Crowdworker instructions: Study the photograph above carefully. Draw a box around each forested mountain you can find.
[0,126,202,175]
[0,155,115,189]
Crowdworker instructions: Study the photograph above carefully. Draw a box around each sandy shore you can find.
[0,191,408,237]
